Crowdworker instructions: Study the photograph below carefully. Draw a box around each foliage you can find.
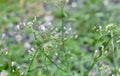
[0,0,120,76]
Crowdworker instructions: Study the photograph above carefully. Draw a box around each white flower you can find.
[44,15,54,22]
[16,25,20,30]
[27,22,33,28]
[2,33,6,39]
[103,0,109,6]
[0,70,8,76]
[106,24,116,31]
[11,61,15,66]
[15,35,22,42]
[39,25,46,31]
[72,2,77,8]
[31,47,35,51]
[24,42,31,49]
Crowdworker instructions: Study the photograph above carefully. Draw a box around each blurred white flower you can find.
[4,47,8,51]
[15,35,22,42]
[66,0,69,3]
[2,33,6,40]
[7,23,13,28]
[106,24,116,31]
[72,2,77,7]
[20,72,24,76]
[44,15,54,22]
[15,25,20,30]
[11,61,15,66]
[103,0,109,6]
[68,27,72,31]
[13,32,17,35]
[89,72,96,76]
[26,22,33,29]
[0,70,8,76]
[24,42,31,49]
[94,49,99,57]
[28,47,35,54]
[74,34,78,39]
[44,22,52,26]
[39,25,46,31]
[31,47,35,51]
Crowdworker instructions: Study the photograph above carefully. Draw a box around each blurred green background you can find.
[0,0,120,76]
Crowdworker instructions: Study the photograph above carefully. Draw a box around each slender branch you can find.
[25,30,38,76]
[25,49,39,76]
[84,61,97,76]
[43,51,66,72]
[61,0,65,53]
[44,56,51,76]
[83,33,118,76]
[111,31,117,75]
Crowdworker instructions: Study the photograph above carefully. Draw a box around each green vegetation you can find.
[0,0,120,76]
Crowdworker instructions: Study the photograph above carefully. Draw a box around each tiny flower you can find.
[100,64,111,74]
[24,42,31,49]
[11,61,15,66]
[15,25,20,30]
[119,68,120,73]
[98,25,102,31]
[5,52,8,55]
[15,35,22,42]
[94,49,100,57]
[13,32,17,35]
[12,70,15,72]
[27,48,35,54]
[89,72,96,76]
[63,26,66,30]
[45,22,52,26]
[33,16,37,22]
[103,0,109,6]
[2,33,6,39]
[27,22,33,28]
[4,47,8,51]
[98,61,103,66]
[28,50,32,54]
[55,28,59,31]
[106,24,116,31]
[17,66,20,70]
[0,70,8,76]
[31,47,35,51]
[64,38,67,40]
[23,22,26,26]
[44,15,54,22]
[74,34,78,39]
[39,25,46,31]
[20,72,24,76]
[68,27,72,31]
[103,51,108,55]
[72,2,77,8]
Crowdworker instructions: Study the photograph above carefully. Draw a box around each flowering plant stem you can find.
[84,31,118,76]
[61,0,65,53]
[111,31,117,75]
[25,1,67,75]
[25,32,38,76]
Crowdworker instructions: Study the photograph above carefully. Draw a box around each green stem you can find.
[111,31,117,75]
[25,49,39,76]
[25,30,38,76]
[61,1,65,53]
[83,32,118,76]
[84,59,98,76]
[43,51,65,72]
[44,56,51,76]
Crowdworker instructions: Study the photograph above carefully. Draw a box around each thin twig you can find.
[111,31,117,75]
